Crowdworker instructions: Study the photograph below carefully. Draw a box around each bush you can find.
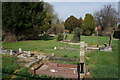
[63,55,68,57]
[57,33,64,41]
[72,27,81,42]
[84,30,91,36]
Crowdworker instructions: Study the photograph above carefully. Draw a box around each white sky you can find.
[44,0,120,2]
[46,2,118,21]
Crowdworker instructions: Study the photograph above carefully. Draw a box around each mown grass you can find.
[2,34,119,78]
[2,34,80,64]
[85,39,119,78]
[1,54,21,79]
[81,36,110,45]
[66,34,110,45]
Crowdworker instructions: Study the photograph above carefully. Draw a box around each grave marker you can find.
[80,42,85,79]
[109,35,112,47]
[54,47,57,50]
[19,48,22,53]
[10,50,13,55]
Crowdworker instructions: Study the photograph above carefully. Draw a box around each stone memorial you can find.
[19,48,22,53]
[80,42,86,79]
[99,35,112,52]
[10,50,13,55]
[54,47,57,50]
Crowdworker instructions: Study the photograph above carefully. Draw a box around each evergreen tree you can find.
[2,2,55,41]
[64,15,80,33]
[82,13,95,35]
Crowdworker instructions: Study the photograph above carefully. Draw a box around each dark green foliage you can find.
[82,13,95,36]
[72,27,81,42]
[64,15,81,33]
[39,34,54,40]
[79,17,83,27]
[2,2,55,41]
[63,55,68,57]
[84,30,91,36]
[57,33,64,41]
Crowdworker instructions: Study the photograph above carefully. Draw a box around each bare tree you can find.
[94,4,118,47]
[94,4,117,31]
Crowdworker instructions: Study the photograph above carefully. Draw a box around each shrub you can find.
[84,30,91,36]
[57,33,64,41]
[63,55,68,57]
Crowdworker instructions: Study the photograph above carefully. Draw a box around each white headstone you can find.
[0,46,2,49]
[51,53,55,57]
[54,47,57,50]
[19,48,22,53]
[28,51,32,57]
[28,51,31,54]
[10,50,13,55]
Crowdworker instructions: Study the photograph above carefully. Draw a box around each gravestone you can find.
[80,42,85,79]
[109,35,112,47]
[10,50,13,55]
[28,51,31,54]
[80,42,85,62]
[51,53,55,57]
[54,47,57,50]
[28,51,34,57]
[19,48,22,53]
[99,35,112,52]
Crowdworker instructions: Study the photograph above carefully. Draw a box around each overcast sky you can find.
[46,2,118,21]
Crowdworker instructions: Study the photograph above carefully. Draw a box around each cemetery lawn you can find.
[2,34,119,78]
[1,54,51,79]
[85,39,119,78]
[1,54,21,79]
[2,34,80,64]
